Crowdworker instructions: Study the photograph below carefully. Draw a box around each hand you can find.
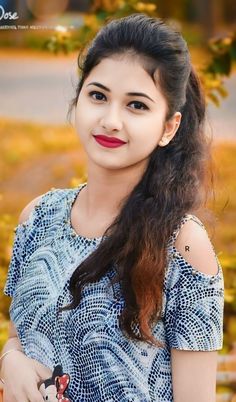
[1,350,52,402]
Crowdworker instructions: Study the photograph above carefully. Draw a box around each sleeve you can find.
[164,251,224,351]
[3,222,29,298]
[3,187,68,299]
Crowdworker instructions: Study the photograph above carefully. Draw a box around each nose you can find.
[99,104,123,131]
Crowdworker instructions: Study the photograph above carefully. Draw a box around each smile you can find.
[93,135,127,148]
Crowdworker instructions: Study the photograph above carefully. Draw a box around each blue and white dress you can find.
[4,183,224,401]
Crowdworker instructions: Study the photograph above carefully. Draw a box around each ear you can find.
[53,364,63,379]
[159,112,182,147]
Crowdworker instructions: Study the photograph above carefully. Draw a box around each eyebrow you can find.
[86,82,155,103]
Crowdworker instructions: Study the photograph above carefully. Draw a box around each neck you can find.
[81,158,148,219]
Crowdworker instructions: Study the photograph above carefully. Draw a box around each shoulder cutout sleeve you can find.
[3,188,63,298]
[164,214,224,351]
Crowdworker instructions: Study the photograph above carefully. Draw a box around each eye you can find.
[88,90,106,101]
[129,101,148,111]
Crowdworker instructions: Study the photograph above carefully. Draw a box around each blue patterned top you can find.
[4,183,224,402]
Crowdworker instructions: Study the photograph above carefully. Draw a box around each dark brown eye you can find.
[88,91,106,101]
[129,101,148,110]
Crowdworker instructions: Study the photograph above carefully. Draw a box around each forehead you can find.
[84,55,163,97]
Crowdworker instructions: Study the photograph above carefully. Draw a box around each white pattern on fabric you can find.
[4,183,224,401]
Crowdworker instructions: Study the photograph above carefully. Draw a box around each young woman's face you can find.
[75,55,179,171]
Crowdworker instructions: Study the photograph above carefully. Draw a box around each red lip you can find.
[93,135,127,144]
[93,134,127,149]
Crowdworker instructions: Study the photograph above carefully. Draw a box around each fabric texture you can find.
[4,183,224,402]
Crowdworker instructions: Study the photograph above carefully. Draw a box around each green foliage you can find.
[201,32,236,106]
[207,35,236,75]
[43,26,81,54]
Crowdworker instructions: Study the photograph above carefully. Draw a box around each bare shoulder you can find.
[174,217,219,276]
[19,194,44,224]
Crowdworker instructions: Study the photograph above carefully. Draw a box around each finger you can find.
[3,386,17,402]
[4,390,28,402]
[33,361,52,378]
[28,390,45,402]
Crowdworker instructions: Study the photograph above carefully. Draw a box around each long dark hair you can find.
[61,13,215,346]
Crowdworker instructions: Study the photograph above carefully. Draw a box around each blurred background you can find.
[0,1,236,400]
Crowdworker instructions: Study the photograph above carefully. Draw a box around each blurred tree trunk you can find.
[156,1,172,18]
[68,0,91,12]
[193,0,222,39]
[157,0,185,21]
[222,0,236,23]
[15,0,29,23]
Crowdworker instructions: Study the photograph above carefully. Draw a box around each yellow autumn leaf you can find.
[134,2,156,12]
[84,14,100,30]
[215,85,228,98]
[206,92,220,107]
[222,37,232,46]
[146,3,157,12]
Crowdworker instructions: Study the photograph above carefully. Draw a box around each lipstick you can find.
[93,135,127,148]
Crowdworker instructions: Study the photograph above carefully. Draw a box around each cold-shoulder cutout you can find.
[4,187,64,298]
[174,217,219,276]
[19,194,44,225]
[16,187,62,229]
[164,213,224,351]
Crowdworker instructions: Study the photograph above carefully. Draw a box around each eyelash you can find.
[88,90,149,111]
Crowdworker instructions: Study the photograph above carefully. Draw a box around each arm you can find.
[171,219,221,402]
[1,195,43,360]
[171,349,218,402]
[0,195,53,401]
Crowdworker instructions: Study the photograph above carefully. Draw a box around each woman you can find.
[0,13,224,402]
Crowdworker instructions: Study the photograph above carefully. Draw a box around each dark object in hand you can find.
[38,364,71,401]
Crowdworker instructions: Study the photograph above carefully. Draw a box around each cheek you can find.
[75,104,89,139]
[129,115,164,146]
[75,100,100,136]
